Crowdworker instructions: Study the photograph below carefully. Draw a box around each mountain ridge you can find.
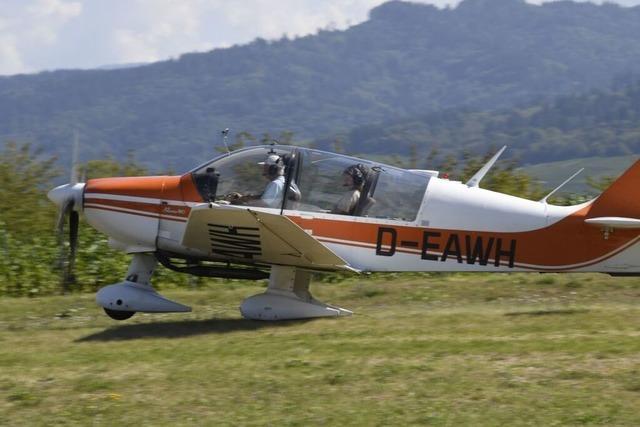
[2,0,640,171]
[314,80,640,166]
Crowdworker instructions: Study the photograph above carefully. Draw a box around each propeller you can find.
[49,131,85,292]
[54,199,80,289]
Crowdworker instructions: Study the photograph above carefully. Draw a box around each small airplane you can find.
[47,143,640,321]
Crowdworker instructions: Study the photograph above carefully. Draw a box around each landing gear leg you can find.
[240,266,353,320]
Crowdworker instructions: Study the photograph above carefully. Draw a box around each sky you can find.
[1,0,640,77]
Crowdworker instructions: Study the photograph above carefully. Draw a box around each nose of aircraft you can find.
[47,182,85,209]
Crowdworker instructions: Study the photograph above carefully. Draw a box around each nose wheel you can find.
[97,253,191,320]
[104,308,136,320]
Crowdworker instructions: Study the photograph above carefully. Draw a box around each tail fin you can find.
[589,159,640,217]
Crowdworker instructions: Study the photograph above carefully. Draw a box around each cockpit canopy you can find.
[190,146,430,222]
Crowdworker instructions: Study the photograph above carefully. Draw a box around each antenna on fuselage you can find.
[221,128,230,155]
[465,145,507,188]
[539,168,584,204]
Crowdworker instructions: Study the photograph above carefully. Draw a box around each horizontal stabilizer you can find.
[585,217,640,229]
[182,204,350,271]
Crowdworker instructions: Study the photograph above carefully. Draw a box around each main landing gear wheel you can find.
[240,266,352,320]
[104,308,136,320]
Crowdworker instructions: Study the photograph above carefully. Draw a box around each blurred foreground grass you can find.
[2,272,640,426]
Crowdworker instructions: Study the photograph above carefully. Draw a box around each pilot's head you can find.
[258,154,284,179]
[342,164,366,190]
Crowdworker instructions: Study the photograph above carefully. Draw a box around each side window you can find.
[296,151,362,213]
[366,168,429,221]
[295,149,429,221]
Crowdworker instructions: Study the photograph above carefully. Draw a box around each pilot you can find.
[258,154,286,208]
[231,154,286,208]
[332,164,367,215]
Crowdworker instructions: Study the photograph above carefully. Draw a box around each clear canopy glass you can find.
[191,146,430,221]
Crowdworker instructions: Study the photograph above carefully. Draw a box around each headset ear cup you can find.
[344,165,364,187]
[267,156,283,176]
[355,164,368,186]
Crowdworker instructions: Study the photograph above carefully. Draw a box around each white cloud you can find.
[27,0,82,19]
[112,29,161,63]
[109,0,210,63]
[0,0,639,76]
[0,0,82,74]
[0,35,25,75]
[26,0,82,44]
[220,0,399,41]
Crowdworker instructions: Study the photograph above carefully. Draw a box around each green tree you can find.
[0,143,198,297]
[586,175,615,192]
[78,151,150,180]
[0,142,60,295]
[0,142,59,238]
[430,147,544,200]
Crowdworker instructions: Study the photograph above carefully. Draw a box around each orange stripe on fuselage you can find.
[84,198,161,215]
[86,176,171,198]
[85,174,203,203]
[84,174,200,222]
[84,204,188,222]
[84,197,191,218]
[288,205,640,269]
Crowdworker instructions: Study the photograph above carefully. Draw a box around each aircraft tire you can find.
[104,308,136,320]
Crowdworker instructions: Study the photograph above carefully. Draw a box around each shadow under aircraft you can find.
[76,317,313,342]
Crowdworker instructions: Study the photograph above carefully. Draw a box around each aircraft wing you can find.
[181,204,352,271]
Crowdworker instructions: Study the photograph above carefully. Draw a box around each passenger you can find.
[332,164,367,215]
[231,154,285,208]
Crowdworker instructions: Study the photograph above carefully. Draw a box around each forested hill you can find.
[315,80,640,166]
[2,0,640,170]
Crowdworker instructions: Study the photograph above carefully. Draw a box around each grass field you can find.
[2,272,640,426]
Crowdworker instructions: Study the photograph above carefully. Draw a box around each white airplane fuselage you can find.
[81,172,640,275]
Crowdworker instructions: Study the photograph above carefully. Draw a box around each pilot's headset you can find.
[259,154,284,177]
[344,164,366,188]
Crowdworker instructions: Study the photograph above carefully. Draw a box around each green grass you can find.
[2,273,640,426]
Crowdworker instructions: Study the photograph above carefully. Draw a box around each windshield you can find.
[192,146,295,209]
